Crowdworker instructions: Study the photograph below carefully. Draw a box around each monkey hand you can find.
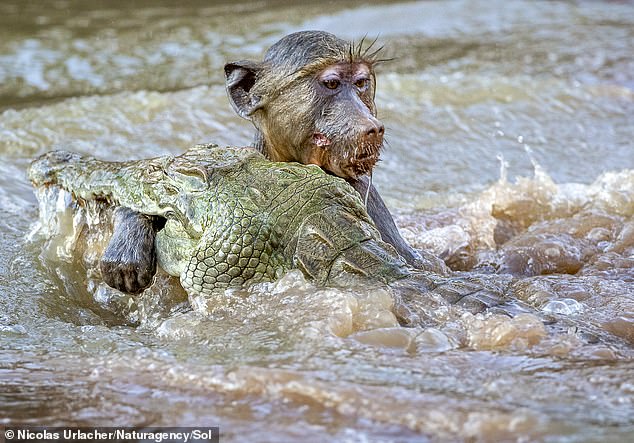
[100,207,158,294]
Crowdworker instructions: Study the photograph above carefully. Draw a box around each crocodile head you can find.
[29,145,261,239]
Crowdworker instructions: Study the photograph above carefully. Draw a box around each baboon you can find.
[100,30,430,294]
[225,31,384,179]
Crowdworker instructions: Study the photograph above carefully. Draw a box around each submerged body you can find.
[29,144,508,318]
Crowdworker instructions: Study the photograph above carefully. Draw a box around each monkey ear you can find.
[224,60,262,119]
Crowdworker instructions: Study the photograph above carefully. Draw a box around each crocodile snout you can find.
[28,150,82,186]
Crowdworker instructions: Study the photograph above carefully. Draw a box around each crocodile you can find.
[29,144,513,322]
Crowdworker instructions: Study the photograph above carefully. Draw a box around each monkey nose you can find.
[364,120,385,142]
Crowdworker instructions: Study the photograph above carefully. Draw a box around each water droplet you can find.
[542,298,584,315]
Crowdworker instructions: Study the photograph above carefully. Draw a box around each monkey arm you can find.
[99,207,161,294]
[348,176,448,275]
[348,177,414,261]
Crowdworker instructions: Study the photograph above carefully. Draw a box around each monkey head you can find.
[224,30,385,180]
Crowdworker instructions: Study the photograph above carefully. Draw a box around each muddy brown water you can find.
[1,1,633,441]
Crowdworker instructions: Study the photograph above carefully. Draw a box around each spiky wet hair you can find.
[263,30,386,76]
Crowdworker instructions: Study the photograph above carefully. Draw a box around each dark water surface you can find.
[1,1,633,441]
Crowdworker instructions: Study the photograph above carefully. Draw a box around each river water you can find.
[1,1,633,441]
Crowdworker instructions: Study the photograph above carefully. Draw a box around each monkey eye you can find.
[354,78,370,90]
[322,79,340,90]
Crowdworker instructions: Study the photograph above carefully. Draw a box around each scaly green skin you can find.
[29,144,411,298]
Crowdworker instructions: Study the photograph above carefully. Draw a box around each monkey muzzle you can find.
[311,131,382,179]
[348,149,380,177]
